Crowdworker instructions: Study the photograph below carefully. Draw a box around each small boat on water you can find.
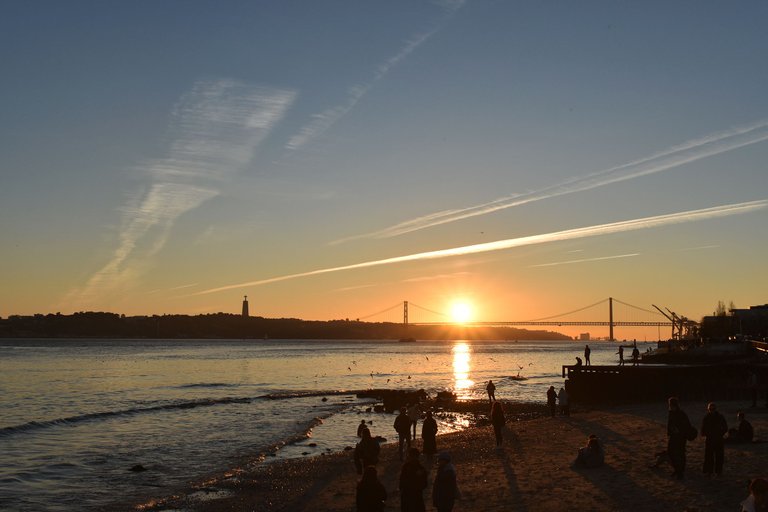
[508,374,528,381]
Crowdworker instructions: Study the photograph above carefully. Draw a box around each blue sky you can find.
[2,1,767,338]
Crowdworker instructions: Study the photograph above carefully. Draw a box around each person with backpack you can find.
[667,396,694,479]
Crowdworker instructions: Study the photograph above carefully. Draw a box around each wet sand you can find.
[137,399,768,511]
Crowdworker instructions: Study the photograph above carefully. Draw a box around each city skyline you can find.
[2,1,767,339]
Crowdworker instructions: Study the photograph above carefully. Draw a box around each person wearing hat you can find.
[432,451,459,512]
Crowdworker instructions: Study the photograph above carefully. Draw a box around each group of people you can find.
[546,384,570,417]
[665,397,756,480]
[355,406,459,511]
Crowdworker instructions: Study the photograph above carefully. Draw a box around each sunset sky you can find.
[2,1,767,339]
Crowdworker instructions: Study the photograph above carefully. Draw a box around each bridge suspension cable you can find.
[358,302,403,321]
[408,302,449,318]
[611,297,665,316]
[523,298,609,322]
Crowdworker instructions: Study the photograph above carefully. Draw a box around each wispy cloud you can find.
[65,80,296,309]
[334,119,768,243]
[285,4,465,151]
[195,199,766,296]
[529,253,639,268]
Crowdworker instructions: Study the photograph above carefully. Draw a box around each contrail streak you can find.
[528,253,639,268]
[196,199,766,296]
[333,119,768,243]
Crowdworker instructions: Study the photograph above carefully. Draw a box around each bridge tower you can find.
[609,297,614,341]
[403,301,409,326]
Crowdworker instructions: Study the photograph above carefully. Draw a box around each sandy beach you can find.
[139,399,768,512]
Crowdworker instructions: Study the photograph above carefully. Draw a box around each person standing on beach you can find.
[558,386,570,416]
[408,403,420,439]
[547,386,557,417]
[617,346,625,366]
[354,428,381,474]
[432,452,458,512]
[421,411,438,455]
[667,396,693,480]
[490,401,505,447]
[584,345,591,366]
[486,380,496,402]
[632,345,640,366]
[399,447,428,512]
[356,465,387,512]
[394,407,412,461]
[701,402,728,477]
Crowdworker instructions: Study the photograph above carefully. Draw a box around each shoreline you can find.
[132,399,768,511]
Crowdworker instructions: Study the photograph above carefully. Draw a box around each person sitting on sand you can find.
[421,411,438,455]
[727,411,754,444]
[573,434,604,468]
[399,447,428,512]
[356,465,387,512]
[741,477,768,512]
[394,407,412,461]
[433,451,459,512]
[354,428,381,474]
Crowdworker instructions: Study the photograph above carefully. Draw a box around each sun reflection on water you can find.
[452,342,474,398]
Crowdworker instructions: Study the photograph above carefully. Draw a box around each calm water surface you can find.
[0,338,652,511]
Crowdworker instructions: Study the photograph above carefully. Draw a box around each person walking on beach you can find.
[394,407,412,461]
[407,403,420,439]
[399,447,428,512]
[632,344,640,366]
[490,401,505,447]
[701,402,728,477]
[584,344,591,366]
[421,411,438,455]
[617,346,625,366]
[356,465,387,512]
[558,385,570,416]
[547,386,557,417]
[667,396,693,480]
[432,452,459,512]
[354,428,381,474]
[486,380,496,402]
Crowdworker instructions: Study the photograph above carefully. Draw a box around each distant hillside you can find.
[0,312,571,340]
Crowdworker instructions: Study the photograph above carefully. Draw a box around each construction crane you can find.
[652,304,699,340]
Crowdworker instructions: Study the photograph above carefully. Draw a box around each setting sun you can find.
[449,301,474,324]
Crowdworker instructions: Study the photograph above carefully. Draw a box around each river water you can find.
[0,338,652,510]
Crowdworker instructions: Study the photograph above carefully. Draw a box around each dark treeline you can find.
[0,312,571,341]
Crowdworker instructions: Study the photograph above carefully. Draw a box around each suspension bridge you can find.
[359,297,698,341]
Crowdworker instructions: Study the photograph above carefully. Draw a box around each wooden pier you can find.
[561,363,767,404]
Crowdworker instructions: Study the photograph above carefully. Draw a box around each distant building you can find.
[242,296,249,318]
[579,332,590,341]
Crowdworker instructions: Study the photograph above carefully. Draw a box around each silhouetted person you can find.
[358,420,369,437]
[490,401,505,447]
[399,447,428,512]
[741,477,768,512]
[354,428,381,474]
[356,465,387,512]
[558,386,570,416]
[584,344,591,365]
[432,452,458,512]
[727,411,755,444]
[573,434,604,468]
[394,407,412,461]
[701,402,728,477]
[408,403,420,438]
[486,380,496,402]
[575,356,583,367]
[421,411,438,455]
[667,396,693,479]
[617,346,625,366]
[632,345,640,366]
[547,386,557,417]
